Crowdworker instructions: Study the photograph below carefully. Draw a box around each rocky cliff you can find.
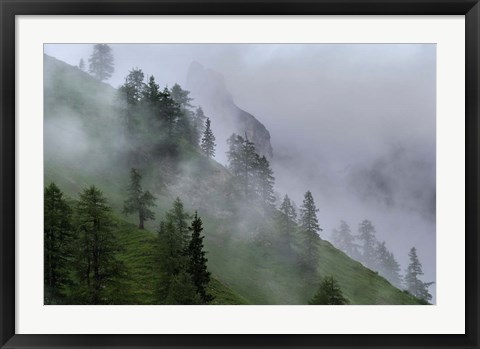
[186,61,273,160]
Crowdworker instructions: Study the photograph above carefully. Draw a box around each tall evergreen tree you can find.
[155,199,201,304]
[193,107,207,145]
[165,197,191,246]
[155,220,186,302]
[300,190,322,237]
[358,219,377,269]
[309,276,349,305]
[299,191,321,270]
[78,58,86,71]
[143,75,161,106]
[254,155,276,210]
[404,247,433,302]
[120,68,145,105]
[74,186,124,304]
[123,168,156,229]
[88,44,114,81]
[275,194,297,249]
[159,87,180,138]
[170,83,193,110]
[373,241,402,288]
[186,212,214,303]
[332,220,359,259]
[44,183,73,301]
[201,117,216,158]
[226,133,258,199]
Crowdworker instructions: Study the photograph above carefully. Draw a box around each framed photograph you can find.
[1,1,479,348]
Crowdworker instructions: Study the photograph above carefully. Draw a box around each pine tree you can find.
[88,44,114,81]
[123,168,156,229]
[275,194,297,248]
[193,107,207,145]
[226,133,258,199]
[300,190,322,237]
[155,220,186,302]
[374,241,402,288]
[385,250,403,288]
[309,276,349,305]
[254,155,276,210]
[332,220,359,259]
[73,186,124,304]
[155,199,200,304]
[44,183,73,301]
[358,219,377,269]
[405,247,433,302]
[143,75,161,106]
[120,68,145,105]
[165,197,191,246]
[186,212,214,303]
[165,271,202,305]
[78,58,86,71]
[299,190,321,270]
[201,117,216,158]
[170,83,193,110]
[159,87,180,138]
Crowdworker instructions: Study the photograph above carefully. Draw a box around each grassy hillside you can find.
[44,54,423,305]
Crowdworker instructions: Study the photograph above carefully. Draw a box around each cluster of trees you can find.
[274,192,323,271]
[156,200,213,304]
[44,168,213,304]
[226,133,275,210]
[44,183,127,304]
[77,44,217,167]
[118,68,216,165]
[331,220,433,301]
[226,134,327,272]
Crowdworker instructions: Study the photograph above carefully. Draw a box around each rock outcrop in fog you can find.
[186,61,273,160]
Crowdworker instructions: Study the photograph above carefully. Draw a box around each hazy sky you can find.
[45,43,436,301]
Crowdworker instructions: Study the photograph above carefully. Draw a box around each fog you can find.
[45,43,436,302]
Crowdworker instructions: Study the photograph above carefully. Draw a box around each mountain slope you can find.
[44,54,423,305]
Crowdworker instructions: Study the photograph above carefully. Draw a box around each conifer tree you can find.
[374,241,402,288]
[405,247,433,302]
[155,220,186,302]
[255,155,276,210]
[155,199,200,304]
[193,107,207,145]
[44,182,73,300]
[309,276,349,305]
[165,197,191,246]
[226,133,258,199]
[88,44,114,81]
[123,168,156,229]
[74,186,124,304]
[120,68,145,105]
[165,272,202,305]
[186,212,214,303]
[332,220,359,259]
[358,219,377,269]
[275,195,297,248]
[170,83,193,110]
[299,190,321,270]
[78,58,86,71]
[159,87,180,138]
[300,190,322,237]
[201,117,216,158]
[143,75,161,106]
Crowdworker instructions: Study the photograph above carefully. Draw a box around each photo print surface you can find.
[43,44,436,305]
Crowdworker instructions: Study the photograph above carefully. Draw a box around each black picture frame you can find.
[1,1,479,348]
